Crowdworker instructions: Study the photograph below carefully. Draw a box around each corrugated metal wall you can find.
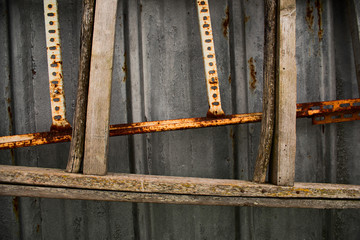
[1,0,360,239]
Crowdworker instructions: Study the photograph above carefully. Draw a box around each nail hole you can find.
[310,106,320,110]
[315,116,325,121]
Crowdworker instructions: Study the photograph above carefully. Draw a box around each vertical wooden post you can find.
[66,0,95,173]
[270,0,297,186]
[253,0,277,183]
[83,0,118,175]
[345,0,360,95]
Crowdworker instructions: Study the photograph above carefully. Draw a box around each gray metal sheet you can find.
[1,0,360,239]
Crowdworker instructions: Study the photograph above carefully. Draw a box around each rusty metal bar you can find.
[43,0,71,131]
[196,0,225,117]
[0,99,359,150]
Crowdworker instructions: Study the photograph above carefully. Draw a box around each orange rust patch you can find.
[222,5,230,38]
[12,197,19,221]
[315,0,323,41]
[306,0,314,31]
[244,15,250,24]
[228,74,232,84]
[122,52,127,82]
[248,57,257,90]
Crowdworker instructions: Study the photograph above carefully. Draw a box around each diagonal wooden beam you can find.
[253,0,277,183]
[66,0,96,173]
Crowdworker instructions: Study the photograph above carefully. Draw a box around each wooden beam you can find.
[253,0,277,183]
[0,165,359,200]
[83,0,118,175]
[1,184,360,209]
[346,0,360,94]
[271,0,297,186]
[66,0,96,173]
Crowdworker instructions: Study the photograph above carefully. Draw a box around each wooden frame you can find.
[1,0,360,209]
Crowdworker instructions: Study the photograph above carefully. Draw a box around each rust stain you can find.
[122,52,127,82]
[306,0,314,31]
[7,106,13,132]
[315,0,323,41]
[222,5,230,38]
[228,74,232,84]
[12,197,19,221]
[36,224,40,233]
[248,57,257,90]
[244,15,250,24]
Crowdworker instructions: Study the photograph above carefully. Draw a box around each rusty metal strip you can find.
[43,0,71,131]
[196,0,225,117]
[1,99,360,150]
[313,112,360,125]
[296,98,360,124]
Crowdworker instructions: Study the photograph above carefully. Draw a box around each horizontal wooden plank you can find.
[1,184,360,209]
[0,165,359,199]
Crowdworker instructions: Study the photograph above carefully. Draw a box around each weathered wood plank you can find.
[0,165,359,199]
[253,0,277,183]
[1,184,360,209]
[66,0,96,173]
[271,0,297,186]
[346,0,360,94]
[83,0,118,175]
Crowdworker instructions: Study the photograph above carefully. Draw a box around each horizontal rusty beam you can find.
[0,98,359,150]
[1,183,359,209]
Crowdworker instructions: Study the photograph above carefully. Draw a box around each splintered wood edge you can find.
[1,184,360,209]
[0,165,359,200]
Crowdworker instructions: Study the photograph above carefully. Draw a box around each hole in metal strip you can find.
[323,105,333,109]
[315,116,325,121]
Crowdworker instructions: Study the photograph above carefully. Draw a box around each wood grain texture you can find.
[346,0,360,95]
[66,0,95,173]
[253,0,277,183]
[271,0,297,186]
[83,0,118,175]
[1,165,360,200]
[1,184,360,209]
